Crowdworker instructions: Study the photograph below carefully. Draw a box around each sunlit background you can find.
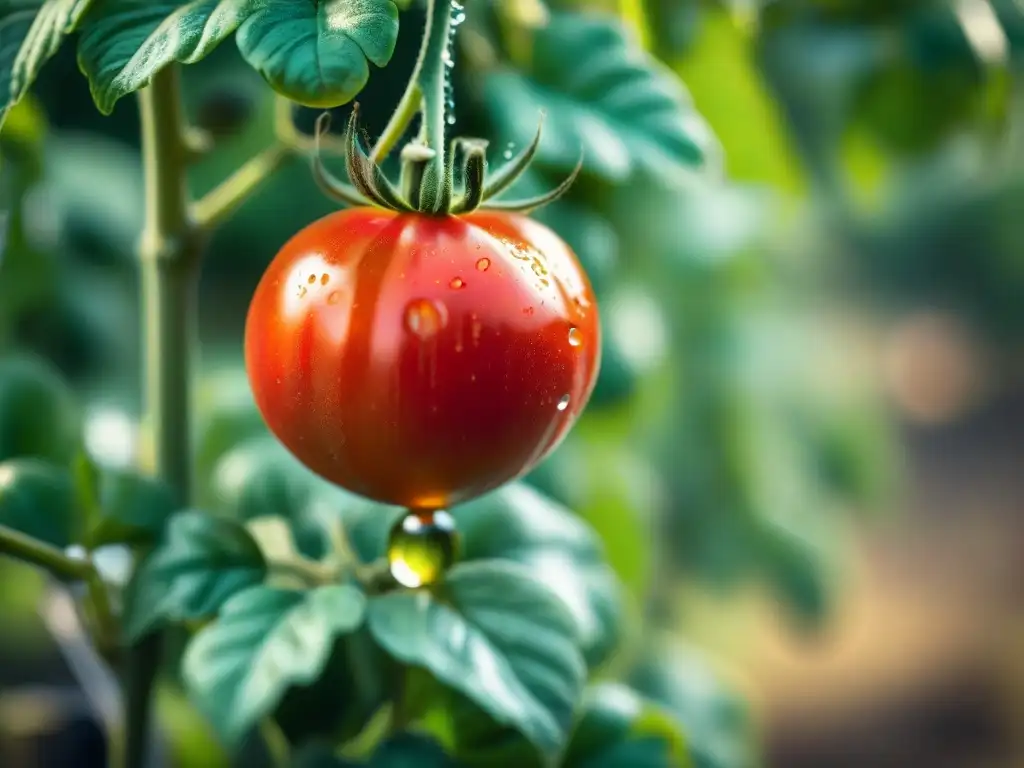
[4,0,1024,766]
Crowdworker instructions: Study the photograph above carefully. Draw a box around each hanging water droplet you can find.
[388,509,461,588]
[446,114,457,125]
[568,327,583,347]
[405,299,448,339]
[449,277,465,289]
[557,394,571,411]
[475,257,490,272]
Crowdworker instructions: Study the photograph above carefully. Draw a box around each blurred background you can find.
[4,0,1024,766]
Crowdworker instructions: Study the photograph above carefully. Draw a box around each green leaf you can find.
[294,734,456,767]
[182,583,367,745]
[210,434,362,560]
[124,510,266,641]
[78,0,400,114]
[0,0,93,128]
[367,733,461,767]
[565,683,691,768]
[629,643,756,768]
[368,560,587,763]
[274,626,394,746]
[760,520,833,629]
[0,353,81,465]
[76,0,253,114]
[235,0,399,108]
[483,12,719,185]
[87,467,178,547]
[348,483,623,670]
[0,458,78,547]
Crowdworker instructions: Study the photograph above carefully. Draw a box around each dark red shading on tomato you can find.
[244,208,601,509]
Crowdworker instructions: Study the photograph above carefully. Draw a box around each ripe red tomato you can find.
[244,208,601,509]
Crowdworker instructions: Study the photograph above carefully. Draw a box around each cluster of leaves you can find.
[0,1,901,768]
[0,346,756,766]
[744,0,1024,343]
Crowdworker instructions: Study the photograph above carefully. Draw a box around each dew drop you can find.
[475,257,490,271]
[557,394,571,411]
[503,148,513,160]
[568,327,583,347]
[307,274,316,284]
[449,277,465,289]
[446,114,457,126]
[405,299,448,339]
[388,509,461,588]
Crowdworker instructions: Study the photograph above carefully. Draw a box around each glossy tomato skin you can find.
[244,208,600,509]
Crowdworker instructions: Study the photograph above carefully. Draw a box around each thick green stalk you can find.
[416,0,455,211]
[129,65,200,768]
[0,523,91,579]
[369,0,455,210]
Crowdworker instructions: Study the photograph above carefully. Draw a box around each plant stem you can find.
[0,524,91,580]
[416,0,455,209]
[369,82,422,164]
[259,718,291,768]
[130,64,199,768]
[370,0,455,204]
[192,144,293,232]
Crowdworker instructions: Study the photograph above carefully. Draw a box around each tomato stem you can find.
[415,0,457,211]
[0,523,92,580]
[128,64,202,768]
[370,0,456,211]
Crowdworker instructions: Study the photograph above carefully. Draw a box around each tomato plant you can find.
[0,0,928,767]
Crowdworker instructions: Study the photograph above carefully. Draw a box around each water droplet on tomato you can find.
[475,258,490,272]
[405,299,448,339]
[327,290,341,305]
[449,277,465,289]
[557,394,571,411]
[388,509,460,588]
[568,327,583,347]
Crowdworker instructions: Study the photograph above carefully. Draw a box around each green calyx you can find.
[310,106,581,216]
[306,0,578,217]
